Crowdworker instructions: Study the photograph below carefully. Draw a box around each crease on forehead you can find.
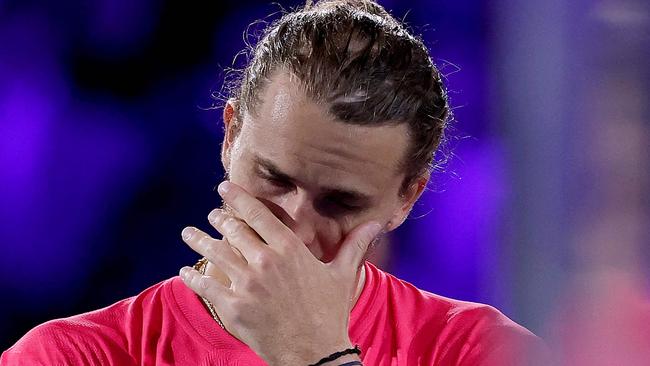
[248,120,399,183]
[242,69,408,181]
[292,125,404,174]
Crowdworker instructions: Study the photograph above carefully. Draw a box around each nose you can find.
[258,194,317,245]
[282,193,318,245]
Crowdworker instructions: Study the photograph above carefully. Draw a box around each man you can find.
[1,0,547,365]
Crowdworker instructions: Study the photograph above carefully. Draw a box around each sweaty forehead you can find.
[239,72,410,187]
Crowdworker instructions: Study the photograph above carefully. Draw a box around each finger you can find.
[207,209,269,263]
[332,221,384,270]
[217,181,297,248]
[179,266,233,301]
[181,226,247,276]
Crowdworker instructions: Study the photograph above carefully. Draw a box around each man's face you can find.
[222,72,424,262]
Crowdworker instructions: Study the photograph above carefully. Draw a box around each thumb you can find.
[333,221,384,270]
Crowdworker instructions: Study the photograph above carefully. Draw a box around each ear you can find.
[221,99,240,171]
[385,174,429,231]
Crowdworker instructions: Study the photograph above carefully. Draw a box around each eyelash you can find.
[330,200,359,212]
[264,175,293,189]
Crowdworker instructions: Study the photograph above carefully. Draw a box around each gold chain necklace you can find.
[193,257,226,330]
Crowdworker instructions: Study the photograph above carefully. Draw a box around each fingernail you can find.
[179,267,189,279]
[208,209,220,224]
[217,181,231,195]
[182,227,195,241]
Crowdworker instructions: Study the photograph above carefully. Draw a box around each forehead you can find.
[238,71,410,193]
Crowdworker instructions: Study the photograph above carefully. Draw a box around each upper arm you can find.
[462,325,552,366]
[429,305,553,366]
[453,307,553,366]
[1,321,135,366]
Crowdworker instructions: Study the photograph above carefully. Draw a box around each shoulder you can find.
[375,263,534,335]
[1,317,134,365]
[424,297,549,365]
[370,264,549,364]
[1,277,176,366]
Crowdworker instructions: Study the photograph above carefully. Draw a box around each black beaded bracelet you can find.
[308,345,362,366]
[338,362,363,366]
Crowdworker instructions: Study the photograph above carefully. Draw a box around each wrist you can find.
[306,343,361,366]
[321,354,362,365]
[264,338,359,366]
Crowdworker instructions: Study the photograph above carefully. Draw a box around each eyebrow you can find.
[253,155,373,204]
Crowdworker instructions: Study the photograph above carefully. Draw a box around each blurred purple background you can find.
[1,0,648,358]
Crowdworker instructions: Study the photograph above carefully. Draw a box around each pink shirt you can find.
[1,261,545,365]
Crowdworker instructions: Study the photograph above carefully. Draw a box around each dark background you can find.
[2,0,648,357]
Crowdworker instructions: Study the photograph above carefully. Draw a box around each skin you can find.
[179,70,428,366]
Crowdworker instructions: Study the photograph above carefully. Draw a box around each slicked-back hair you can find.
[227,0,450,194]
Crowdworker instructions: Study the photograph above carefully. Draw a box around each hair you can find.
[223,0,450,194]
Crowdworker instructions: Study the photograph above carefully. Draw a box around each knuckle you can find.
[275,244,290,257]
[216,212,228,228]
[239,276,256,292]
[283,237,301,249]
[239,273,267,296]
[256,251,276,269]
[204,243,219,258]
[245,205,265,224]
[189,272,202,288]
[198,236,212,249]
[226,187,238,200]
[223,217,241,235]
[198,276,211,290]
[229,303,246,325]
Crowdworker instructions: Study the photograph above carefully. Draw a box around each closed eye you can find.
[315,195,365,216]
[329,199,359,211]
[261,175,363,215]
[262,173,294,190]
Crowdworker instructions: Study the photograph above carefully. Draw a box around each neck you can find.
[204,261,367,307]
